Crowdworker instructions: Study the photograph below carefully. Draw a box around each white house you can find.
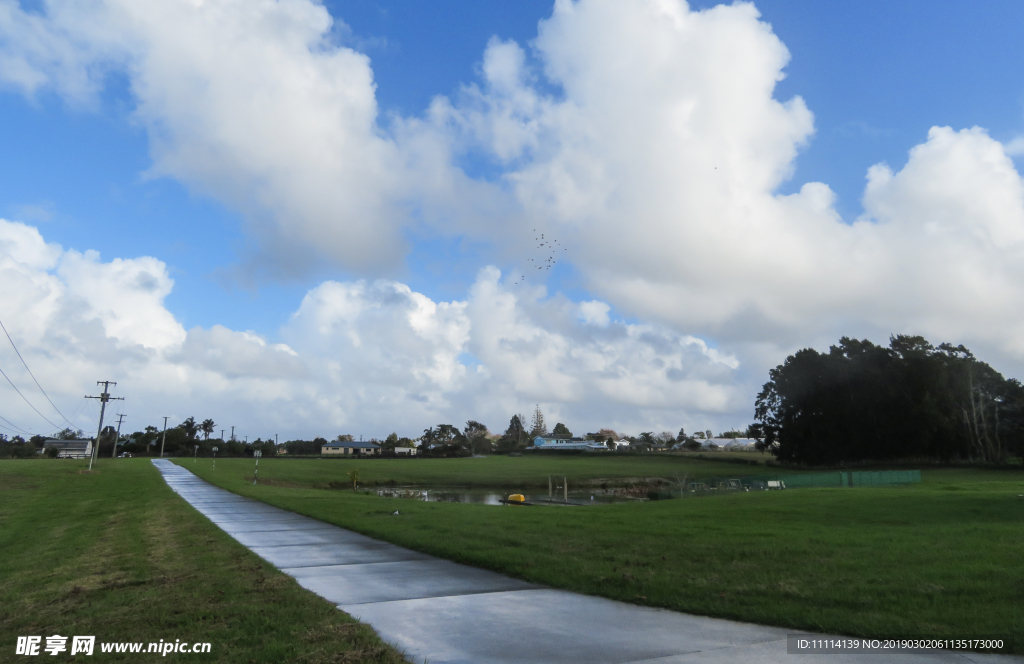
[710,437,759,450]
[321,441,381,456]
[40,438,93,459]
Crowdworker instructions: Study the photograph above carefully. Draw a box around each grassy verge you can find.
[0,459,408,663]
[181,457,1024,652]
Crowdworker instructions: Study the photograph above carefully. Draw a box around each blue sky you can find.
[2,0,1024,440]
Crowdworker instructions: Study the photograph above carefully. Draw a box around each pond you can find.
[371,486,640,506]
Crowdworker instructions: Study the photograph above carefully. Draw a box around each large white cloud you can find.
[426,0,1024,376]
[0,0,432,273]
[0,219,738,439]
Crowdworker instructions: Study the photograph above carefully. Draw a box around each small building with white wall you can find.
[531,436,609,452]
[40,438,93,459]
[321,441,381,456]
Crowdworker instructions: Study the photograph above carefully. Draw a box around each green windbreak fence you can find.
[760,469,921,489]
[661,470,922,498]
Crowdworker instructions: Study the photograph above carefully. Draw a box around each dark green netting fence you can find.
[772,469,921,488]
[646,469,922,499]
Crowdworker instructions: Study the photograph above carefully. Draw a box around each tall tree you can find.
[180,417,199,441]
[464,420,489,454]
[497,415,527,453]
[529,405,548,437]
[434,424,459,444]
[420,427,436,451]
[200,419,216,441]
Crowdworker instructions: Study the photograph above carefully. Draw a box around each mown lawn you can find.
[0,459,408,663]
[183,457,1024,653]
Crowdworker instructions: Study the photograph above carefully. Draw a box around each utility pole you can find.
[85,381,123,471]
[230,426,234,442]
[220,430,224,441]
[159,416,169,457]
[112,413,127,458]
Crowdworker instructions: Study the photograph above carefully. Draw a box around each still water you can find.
[372,486,638,506]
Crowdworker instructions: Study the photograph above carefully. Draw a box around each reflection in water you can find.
[373,487,636,506]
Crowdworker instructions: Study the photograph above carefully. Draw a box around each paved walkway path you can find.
[152,460,1018,664]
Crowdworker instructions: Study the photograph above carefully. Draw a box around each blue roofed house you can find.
[531,436,609,452]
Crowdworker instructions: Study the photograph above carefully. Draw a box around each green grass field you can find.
[0,459,407,663]
[180,456,1024,652]
[248,453,774,489]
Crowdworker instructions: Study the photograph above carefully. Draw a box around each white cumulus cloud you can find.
[428,0,1024,379]
[0,220,738,439]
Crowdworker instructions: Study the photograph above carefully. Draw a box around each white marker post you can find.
[253,450,262,485]
[212,446,218,470]
[193,444,199,464]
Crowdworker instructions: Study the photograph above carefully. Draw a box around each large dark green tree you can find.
[551,422,572,437]
[496,415,528,453]
[463,420,490,454]
[754,335,1024,465]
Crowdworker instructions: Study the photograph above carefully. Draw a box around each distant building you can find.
[705,437,758,450]
[40,438,93,459]
[321,441,381,456]
[393,447,418,456]
[531,436,609,452]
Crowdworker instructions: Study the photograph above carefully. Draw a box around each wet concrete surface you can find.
[152,460,1021,664]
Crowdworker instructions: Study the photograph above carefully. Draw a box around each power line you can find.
[64,397,90,428]
[0,364,61,431]
[0,317,77,429]
[0,413,33,435]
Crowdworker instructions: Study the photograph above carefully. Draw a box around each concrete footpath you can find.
[152,460,1018,664]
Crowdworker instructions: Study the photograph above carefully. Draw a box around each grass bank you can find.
[0,459,407,663]
[181,457,1024,652]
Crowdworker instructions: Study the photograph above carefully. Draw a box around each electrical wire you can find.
[0,413,33,435]
[0,317,78,428]
[63,397,90,430]
[0,364,62,429]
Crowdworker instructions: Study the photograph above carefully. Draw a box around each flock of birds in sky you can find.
[517,229,568,283]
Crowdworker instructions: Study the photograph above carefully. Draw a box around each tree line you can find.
[2,402,732,459]
[753,335,1024,465]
